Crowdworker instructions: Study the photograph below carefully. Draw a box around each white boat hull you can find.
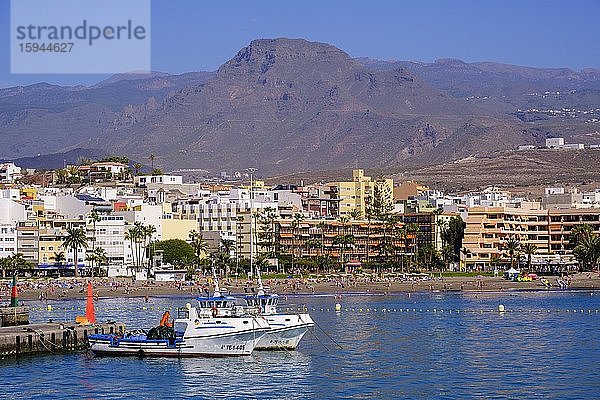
[256,313,314,350]
[89,314,270,357]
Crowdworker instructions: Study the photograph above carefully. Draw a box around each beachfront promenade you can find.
[2,272,599,302]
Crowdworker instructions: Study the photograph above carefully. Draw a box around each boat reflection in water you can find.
[178,351,314,398]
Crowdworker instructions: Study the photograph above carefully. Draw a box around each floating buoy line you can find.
[27,305,600,315]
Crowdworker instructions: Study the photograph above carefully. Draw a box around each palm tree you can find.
[436,218,448,251]
[381,214,400,265]
[570,224,594,247]
[350,209,362,220]
[405,222,420,268]
[144,224,157,271]
[305,239,323,258]
[149,153,156,170]
[62,227,88,277]
[0,257,10,278]
[521,243,538,271]
[218,239,235,276]
[125,222,146,271]
[78,157,94,166]
[189,230,209,257]
[88,210,101,274]
[51,251,66,269]
[442,245,454,271]
[317,221,327,258]
[504,236,521,269]
[94,247,108,266]
[133,162,143,176]
[490,253,502,274]
[124,228,136,268]
[56,168,68,184]
[460,247,471,272]
[333,234,355,272]
[1,253,30,277]
[573,233,600,272]
[290,213,304,274]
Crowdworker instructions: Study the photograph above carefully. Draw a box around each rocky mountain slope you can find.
[97,39,543,174]
[2,38,598,177]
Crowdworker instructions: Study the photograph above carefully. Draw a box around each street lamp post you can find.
[246,167,257,280]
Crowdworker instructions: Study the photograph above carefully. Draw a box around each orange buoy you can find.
[85,281,96,324]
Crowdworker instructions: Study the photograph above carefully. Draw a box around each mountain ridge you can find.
[2,38,598,176]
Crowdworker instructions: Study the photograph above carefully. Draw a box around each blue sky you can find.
[1,0,599,87]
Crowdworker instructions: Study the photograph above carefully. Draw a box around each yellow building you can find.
[20,187,37,199]
[37,216,86,266]
[329,169,394,218]
[159,201,199,241]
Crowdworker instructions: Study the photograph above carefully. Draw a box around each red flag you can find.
[86,281,96,324]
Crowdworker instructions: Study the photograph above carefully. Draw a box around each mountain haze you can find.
[2,38,598,176]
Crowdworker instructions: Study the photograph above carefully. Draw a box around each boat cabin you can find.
[245,294,279,315]
[195,295,244,317]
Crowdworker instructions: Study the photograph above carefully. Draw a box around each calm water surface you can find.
[2,291,600,399]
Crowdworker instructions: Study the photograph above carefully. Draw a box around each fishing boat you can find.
[88,278,270,357]
[244,271,314,350]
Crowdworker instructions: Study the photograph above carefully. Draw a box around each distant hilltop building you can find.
[545,137,564,148]
[545,137,585,150]
[517,145,536,151]
[518,137,592,151]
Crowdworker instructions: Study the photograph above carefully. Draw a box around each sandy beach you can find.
[3,272,600,303]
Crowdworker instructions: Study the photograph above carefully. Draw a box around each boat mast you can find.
[256,267,265,296]
[211,267,221,297]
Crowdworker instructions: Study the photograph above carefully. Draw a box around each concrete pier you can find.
[0,306,29,327]
[0,322,125,358]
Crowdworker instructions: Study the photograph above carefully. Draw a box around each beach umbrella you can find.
[86,281,96,324]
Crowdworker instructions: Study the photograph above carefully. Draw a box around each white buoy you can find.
[47,304,52,311]
[498,304,505,313]
[335,303,342,312]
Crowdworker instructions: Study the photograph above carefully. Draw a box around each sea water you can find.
[2,291,599,399]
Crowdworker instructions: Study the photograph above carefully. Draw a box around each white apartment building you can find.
[171,188,278,258]
[90,214,127,266]
[0,223,17,258]
[135,175,183,187]
[0,188,21,200]
[134,204,164,241]
[0,198,27,224]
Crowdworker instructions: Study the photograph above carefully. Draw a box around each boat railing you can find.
[176,307,189,319]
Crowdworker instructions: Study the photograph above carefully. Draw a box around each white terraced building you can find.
[89,214,129,266]
[171,188,279,258]
[0,224,17,258]
[0,162,22,183]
